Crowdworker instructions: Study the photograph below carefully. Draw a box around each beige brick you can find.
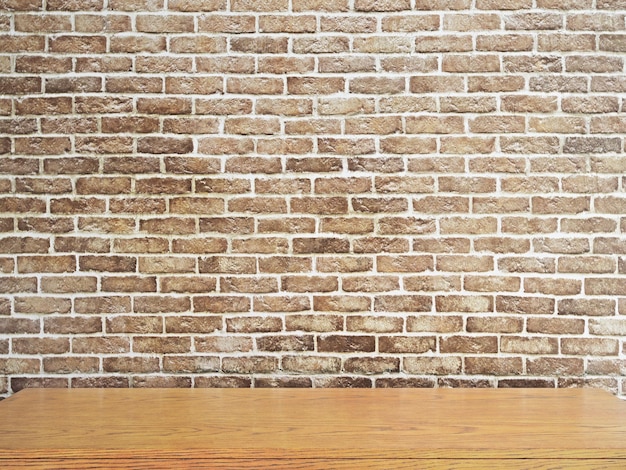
[476,34,533,51]
[558,299,615,316]
[374,295,431,312]
[496,295,555,315]
[193,295,250,313]
[525,278,582,296]
[407,315,463,333]
[404,357,462,375]
[444,13,500,31]
[353,36,412,53]
[562,338,619,356]
[320,15,376,32]
[467,316,523,333]
[321,217,374,234]
[404,275,462,292]
[254,295,310,312]
[465,357,523,376]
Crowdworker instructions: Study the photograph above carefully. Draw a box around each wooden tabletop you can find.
[1,388,626,463]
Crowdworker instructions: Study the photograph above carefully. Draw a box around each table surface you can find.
[1,388,626,461]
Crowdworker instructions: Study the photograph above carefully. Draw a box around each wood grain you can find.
[1,388,625,468]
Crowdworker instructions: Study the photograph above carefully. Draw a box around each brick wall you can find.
[1,0,625,398]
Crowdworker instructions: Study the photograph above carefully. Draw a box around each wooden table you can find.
[1,388,625,468]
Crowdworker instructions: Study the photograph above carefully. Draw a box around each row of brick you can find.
[3,289,626,313]
[1,0,624,12]
[6,12,626,34]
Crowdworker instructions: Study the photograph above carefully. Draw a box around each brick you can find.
[165,77,222,95]
[566,55,623,73]
[219,276,275,294]
[232,237,288,254]
[41,276,97,293]
[194,376,251,388]
[0,277,37,293]
[496,295,555,315]
[467,316,523,333]
[198,15,254,33]
[0,0,42,9]
[288,77,344,95]
[318,335,375,353]
[342,276,399,293]
[585,278,626,296]
[74,14,132,33]
[285,314,343,332]
[562,338,619,356]
[503,55,562,73]
[406,314,463,333]
[348,157,404,173]
[404,274,462,292]
[257,217,315,234]
[75,57,132,72]
[344,315,401,333]
[444,13,500,31]
[0,77,42,94]
[468,76,526,93]
[352,197,408,213]
[193,295,250,313]
[353,237,409,254]
[525,278,581,296]
[225,315,283,333]
[374,295,431,313]
[259,15,316,33]
[353,36,412,54]
[318,138,375,155]
[282,356,340,374]
[169,36,226,53]
[0,237,49,254]
[321,217,374,234]
[346,116,403,134]
[345,357,399,375]
[561,217,616,234]
[404,357,462,375]
[502,337,559,355]
[410,75,464,93]
[380,96,436,113]
[110,198,165,214]
[254,296,308,314]
[133,376,192,388]
[599,34,626,52]
[137,97,191,115]
[317,256,373,273]
[314,295,370,312]
[197,57,255,74]
[0,36,45,53]
[320,15,376,32]
[50,35,106,53]
[44,357,99,374]
[292,36,350,53]
[564,137,621,154]
[442,335,498,354]
[163,356,220,374]
[136,15,193,32]
[15,296,71,314]
[18,255,75,273]
[527,317,585,335]
[286,119,342,136]
[465,357,523,376]
[376,255,433,273]
[134,336,191,354]
[15,137,71,156]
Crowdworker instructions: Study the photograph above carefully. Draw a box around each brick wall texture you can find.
[1,0,626,398]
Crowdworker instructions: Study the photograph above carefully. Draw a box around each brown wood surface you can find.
[1,388,625,468]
